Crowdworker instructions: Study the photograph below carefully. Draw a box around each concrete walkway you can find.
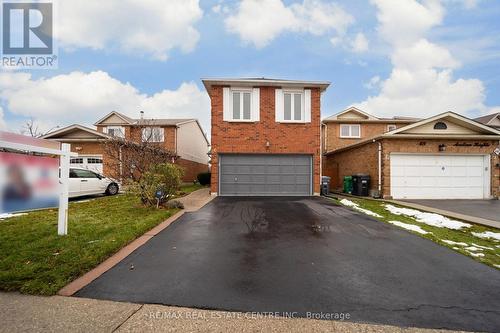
[59,188,214,296]
[0,292,469,333]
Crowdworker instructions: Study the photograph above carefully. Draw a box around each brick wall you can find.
[324,138,500,198]
[176,158,209,182]
[210,85,321,194]
[323,122,411,152]
[323,141,379,192]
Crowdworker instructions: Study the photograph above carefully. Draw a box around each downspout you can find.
[374,139,382,198]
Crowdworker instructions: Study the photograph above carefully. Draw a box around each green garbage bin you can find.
[343,176,353,194]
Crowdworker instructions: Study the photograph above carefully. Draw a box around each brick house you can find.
[42,112,210,182]
[202,78,330,196]
[323,110,500,199]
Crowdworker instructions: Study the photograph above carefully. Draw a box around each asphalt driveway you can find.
[404,199,500,222]
[76,197,500,332]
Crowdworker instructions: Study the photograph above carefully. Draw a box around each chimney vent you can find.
[140,111,144,119]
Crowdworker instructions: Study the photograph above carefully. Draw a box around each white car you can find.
[69,168,119,198]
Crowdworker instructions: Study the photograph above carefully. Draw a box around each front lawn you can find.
[333,197,500,269]
[0,194,179,295]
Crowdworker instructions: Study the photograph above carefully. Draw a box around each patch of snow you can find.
[340,199,382,218]
[452,247,459,250]
[464,246,482,252]
[384,204,471,230]
[388,221,430,234]
[465,251,484,257]
[495,264,500,269]
[0,213,27,219]
[442,240,468,247]
[470,243,494,250]
[471,231,500,241]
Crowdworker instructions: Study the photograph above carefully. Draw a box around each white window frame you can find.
[228,88,253,122]
[281,90,305,123]
[106,126,125,138]
[340,124,361,138]
[387,124,397,132]
[142,127,164,142]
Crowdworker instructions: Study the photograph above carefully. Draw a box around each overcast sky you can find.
[1,0,499,137]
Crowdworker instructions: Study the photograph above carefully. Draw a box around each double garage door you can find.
[390,154,490,199]
[219,154,312,196]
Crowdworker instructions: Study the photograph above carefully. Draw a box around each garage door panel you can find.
[390,154,487,199]
[219,154,312,196]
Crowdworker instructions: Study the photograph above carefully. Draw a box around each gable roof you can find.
[94,111,135,126]
[201,77,331,92]
[323,107,420,123]
[324,111,500,155]
[135,118,195,126]
[474,112,500,127]
[325,107,378,121]
[389,111,500,136]
[41,124,110,140]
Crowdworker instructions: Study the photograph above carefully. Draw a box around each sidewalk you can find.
[0,292,469,333]
[59,188,214,296]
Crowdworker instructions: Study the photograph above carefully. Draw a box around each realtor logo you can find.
[1,1,57,68]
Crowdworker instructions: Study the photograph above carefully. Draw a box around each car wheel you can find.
[106,183,119,196]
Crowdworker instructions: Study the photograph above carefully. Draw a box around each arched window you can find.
[434,122,447,130]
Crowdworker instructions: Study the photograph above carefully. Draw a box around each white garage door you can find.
[70,156,104,174]
[390,154,490,199]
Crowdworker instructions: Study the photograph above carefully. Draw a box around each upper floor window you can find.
[275,89,311,123]
[106,126,125,138]
[142,127,164,142]
[387,124,397,132]
[340,124,361,138]
[283,91,303,121]
[232,90,252,120]
[434,122,447,130]
[223,87,259,122]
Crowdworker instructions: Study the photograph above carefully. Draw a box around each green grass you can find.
[177,183,207,196]
[332,197,500,269]
[0,194,179,295]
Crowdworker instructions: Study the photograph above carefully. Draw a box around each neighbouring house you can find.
[323,110,500,200]
[42,111,210,182]
[322,107,420,152]
[475,112,500,130]
[202,77,330,196]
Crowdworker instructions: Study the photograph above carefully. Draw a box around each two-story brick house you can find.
[323,108,500,199]
[42,111,210,182]
[202,78,330,196]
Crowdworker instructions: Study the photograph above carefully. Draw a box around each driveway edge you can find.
[58,189,215,296]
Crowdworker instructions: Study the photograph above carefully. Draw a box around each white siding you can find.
[176,121,209,164]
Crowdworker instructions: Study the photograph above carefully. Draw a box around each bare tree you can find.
[21,118,58,138]
[102,121,178,182]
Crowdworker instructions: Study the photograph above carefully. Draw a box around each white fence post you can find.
[58,143,71,235]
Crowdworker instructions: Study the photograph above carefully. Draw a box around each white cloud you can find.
[57,0,203,60]
[355,0,495,119]
[224,0,353,48]
[350,32,369,53]
[372,0,444,47]
[364,76,381,89]
[0,71,210,136]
